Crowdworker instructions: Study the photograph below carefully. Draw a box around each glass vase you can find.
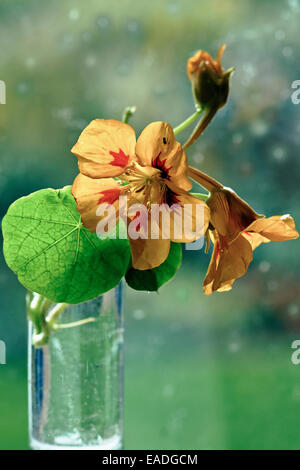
[27,284,124,450]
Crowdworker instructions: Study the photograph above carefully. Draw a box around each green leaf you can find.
[2,186,131,304]
[125,242,182,292]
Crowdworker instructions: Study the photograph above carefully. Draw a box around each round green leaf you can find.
[125,242,182,292]
[2,186,131,303]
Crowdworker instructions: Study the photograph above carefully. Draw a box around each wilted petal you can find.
[246,215,299,242]
[188,166,222,192]
[71,119,136,178]
[188,166,262,241]
[203,233,253,295]
[242,231,269,250]
[135,122,192,191]
[208,188,261,240]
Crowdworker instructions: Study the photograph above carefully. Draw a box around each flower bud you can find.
[187,44,233,111]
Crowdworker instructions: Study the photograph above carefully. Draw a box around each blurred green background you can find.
[1,0,300,450]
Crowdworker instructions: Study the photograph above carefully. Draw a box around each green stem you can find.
[46,302,67,327]
[27,292,44,313]
[28,293,97,347]
[190,192,210,201]
[122,105,136,124]
[173,107,203,136]
[53,317,96,330]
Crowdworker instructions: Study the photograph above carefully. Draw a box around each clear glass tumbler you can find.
[28,284,123,450]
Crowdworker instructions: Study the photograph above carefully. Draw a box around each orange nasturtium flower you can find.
[188,166,299,295]
[71,119,210,270]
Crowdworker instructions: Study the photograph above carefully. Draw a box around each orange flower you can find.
[72,120,210,270]
[184,45,233,150]
[188,166,299,294]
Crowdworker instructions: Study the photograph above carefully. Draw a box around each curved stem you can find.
[28,293,97,347]
[53,317,96,330]
[46,302,67,327]
[182,107,218,150]
[173,107,203,136]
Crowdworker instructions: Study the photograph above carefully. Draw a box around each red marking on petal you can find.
[109,148,130,168]
[153,152,171,179]
[132,210,148,233]
[98,188,121,205]
[165,189,180,207]
[215,240,220,259]
[133,212,141,232]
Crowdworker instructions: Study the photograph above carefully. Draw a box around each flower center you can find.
[121,161,166,207]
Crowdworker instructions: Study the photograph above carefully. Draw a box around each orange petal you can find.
[186,47,224,82]
[203,233,253,295]
[246,215,299,242]
[136,122,192,191]
[216,44,226,65]
[129,236,171,270]
[203,234,219,295]
[242,231,270,250]
[72,173,121,232]
[164,182,210,242]
[71,119,136,178]
[186,50,203,82]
